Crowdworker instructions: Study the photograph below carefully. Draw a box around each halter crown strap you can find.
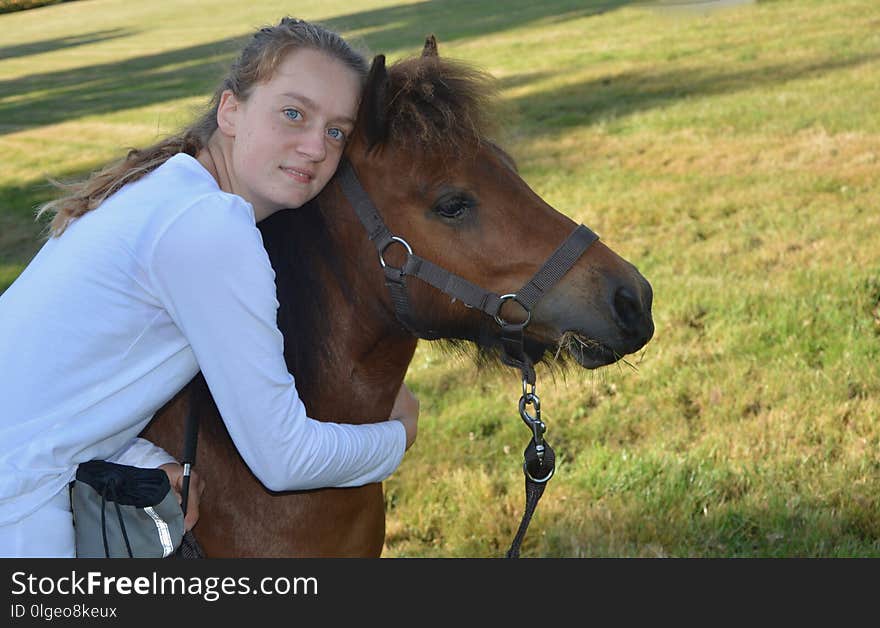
[337,162,396,249]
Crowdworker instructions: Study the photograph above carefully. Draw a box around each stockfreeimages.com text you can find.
[10,571,318,602]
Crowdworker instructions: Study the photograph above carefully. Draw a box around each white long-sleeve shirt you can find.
[0,153,406,526]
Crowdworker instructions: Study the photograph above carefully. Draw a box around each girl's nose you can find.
[297,127,326,162]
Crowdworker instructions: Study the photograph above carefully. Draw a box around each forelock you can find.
[384,56,499,151]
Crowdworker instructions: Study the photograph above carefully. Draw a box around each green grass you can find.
[2,0,878,557]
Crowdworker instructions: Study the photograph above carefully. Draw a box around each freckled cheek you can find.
[243,124,288,173]
[245,119,283,147]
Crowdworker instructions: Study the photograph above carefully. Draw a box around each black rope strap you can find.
[114,499,133,558]
[506,439,556,558]
[101,482,133,558]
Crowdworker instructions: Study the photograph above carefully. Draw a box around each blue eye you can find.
[283,108,302,121]
[327,127,345,141]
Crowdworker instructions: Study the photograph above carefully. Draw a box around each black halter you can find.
[337,159,599,384]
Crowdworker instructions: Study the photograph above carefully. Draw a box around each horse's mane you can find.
[257,202,347,404]
[384,55,500,151]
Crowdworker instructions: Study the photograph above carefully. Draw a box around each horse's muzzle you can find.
[611,275,654,348]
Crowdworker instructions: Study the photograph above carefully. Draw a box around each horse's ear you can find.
[422,34,439,57]
[358,54,389,150]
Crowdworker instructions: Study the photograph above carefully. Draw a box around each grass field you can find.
[1,0,878,557]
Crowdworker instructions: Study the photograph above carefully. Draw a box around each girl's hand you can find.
[159,463,205,531]
[389,383,420,450]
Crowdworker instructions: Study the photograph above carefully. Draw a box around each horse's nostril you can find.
[613,286,643,334]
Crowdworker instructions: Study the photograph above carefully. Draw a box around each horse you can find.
[142,37,654,557]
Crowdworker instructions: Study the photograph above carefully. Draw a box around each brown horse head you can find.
[342,37,653,371]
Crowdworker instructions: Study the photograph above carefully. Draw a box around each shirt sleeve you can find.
[106,438,177,469]
[147,195,406,492]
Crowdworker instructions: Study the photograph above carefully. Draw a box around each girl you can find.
[0,17,419,557]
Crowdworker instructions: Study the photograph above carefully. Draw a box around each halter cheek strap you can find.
[337,159,599,384]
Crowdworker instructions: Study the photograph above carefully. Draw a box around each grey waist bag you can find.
[71,460,184,558]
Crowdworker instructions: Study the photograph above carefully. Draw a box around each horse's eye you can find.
[432,194,474,220]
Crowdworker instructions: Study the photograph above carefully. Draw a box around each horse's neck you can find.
[304,320,417,423]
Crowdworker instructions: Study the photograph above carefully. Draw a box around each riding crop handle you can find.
[180,379,201,518]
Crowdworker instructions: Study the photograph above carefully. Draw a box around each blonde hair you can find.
[38,17,369,237]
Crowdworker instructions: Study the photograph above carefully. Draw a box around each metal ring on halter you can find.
[378,236,413,269]
[523,463,554,483]
[494,293,532,328]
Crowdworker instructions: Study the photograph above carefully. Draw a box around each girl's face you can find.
[218,48,361,218]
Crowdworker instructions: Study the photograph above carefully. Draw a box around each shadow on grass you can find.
[0,35,246,134]
[321,0,635,54]
[4,1,873,141]
[0,28,134,61]
[504,50,880,140]
[0,0,638,135]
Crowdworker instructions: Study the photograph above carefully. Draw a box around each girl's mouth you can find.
[280,166,313,183]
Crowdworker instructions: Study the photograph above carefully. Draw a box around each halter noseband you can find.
[337,159,599,385]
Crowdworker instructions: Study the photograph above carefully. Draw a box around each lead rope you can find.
[506,376,555,558]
